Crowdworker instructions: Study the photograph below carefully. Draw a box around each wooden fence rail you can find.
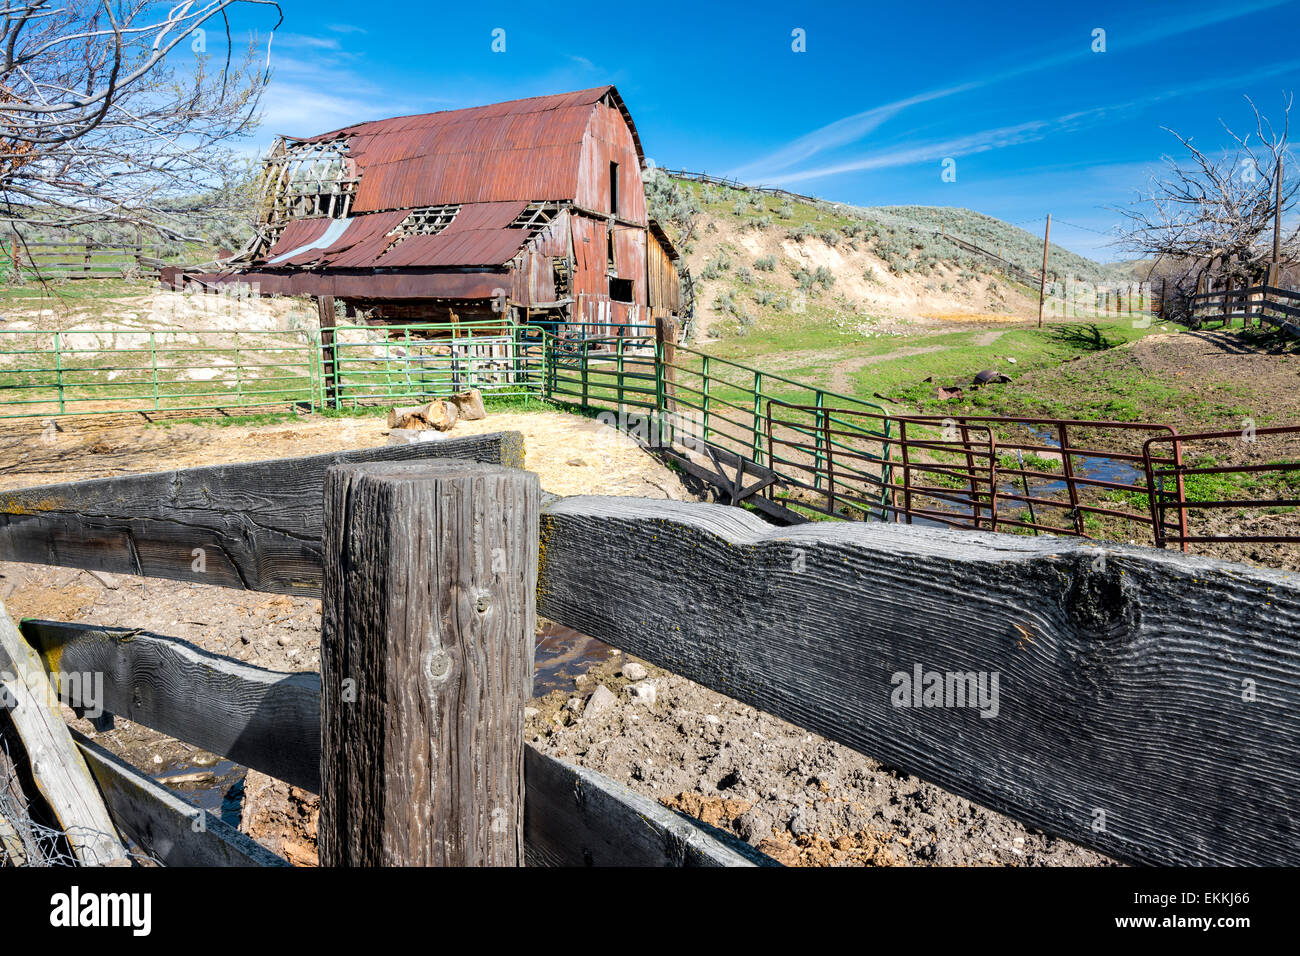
[4,442,1300,866]
[22,619,763,867]
[1189,284,1300,338]
[0,432,525,595]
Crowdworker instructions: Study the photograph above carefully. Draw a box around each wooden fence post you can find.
[655,314,678,438]
[318,295,338,409]
[319,459,539,866]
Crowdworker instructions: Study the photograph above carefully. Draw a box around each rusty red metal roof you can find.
[291,86,644,213]
[255,202,534,270]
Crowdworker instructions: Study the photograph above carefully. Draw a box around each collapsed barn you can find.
[189,86,685,340]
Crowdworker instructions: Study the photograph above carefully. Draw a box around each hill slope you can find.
[647,172,1128,343]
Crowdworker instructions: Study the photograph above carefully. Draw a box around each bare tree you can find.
[0,1,281,247]
[1119,95,1298,311]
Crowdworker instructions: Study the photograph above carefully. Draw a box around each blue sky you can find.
[218,0,1300,261]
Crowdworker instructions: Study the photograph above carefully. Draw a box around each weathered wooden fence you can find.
[5,239,161,280]
[0,432,765,867]
[2,432,1300,866]
[1189,283,1300,338]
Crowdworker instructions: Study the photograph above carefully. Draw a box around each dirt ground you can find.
[0,408,1120,868]
[526,654,1111,867]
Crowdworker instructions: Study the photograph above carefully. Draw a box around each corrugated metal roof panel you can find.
[260,218,332,262]
[255,204,534,270]
[283,86,640,212]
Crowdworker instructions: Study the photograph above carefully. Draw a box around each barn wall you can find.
[576,101,647,224]
[511,210,571,307]
[646,232,680,315]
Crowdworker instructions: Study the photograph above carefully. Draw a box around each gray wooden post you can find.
[319,459,539,866]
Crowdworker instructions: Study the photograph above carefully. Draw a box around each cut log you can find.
[386,404,426,430]
[0,600,128,865]
[422,399,458,431]
[450,389,487,421]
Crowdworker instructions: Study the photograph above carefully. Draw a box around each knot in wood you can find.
[423,648,453,686]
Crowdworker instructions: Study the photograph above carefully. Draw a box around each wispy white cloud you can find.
[767,117,1057,185]
[730,85,976,181]
[733,0,1294,183]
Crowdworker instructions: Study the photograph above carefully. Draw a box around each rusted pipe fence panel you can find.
[920,415,1177,541]
[1143,425,1300,547]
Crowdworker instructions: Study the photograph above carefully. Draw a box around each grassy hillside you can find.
[647,172,1129,345]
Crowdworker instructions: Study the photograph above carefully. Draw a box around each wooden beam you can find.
[30,620,763,866]
[71,730,288,867]
[535,495,1300,866]
[317,295,338,409]
[0,601,129,864]
[0,431,526,596]
[22,620,320,793]
[320,460,539,866]
[523,747,767,866]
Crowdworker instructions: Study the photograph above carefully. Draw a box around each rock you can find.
[566,458,586,467]
[85,569,119,589]
[583,684,617,718]
[524,706,540,719]
[622,661,648,681]
[624,680,657,707]
[734,807,774,843]
[755,837,801,867]
[788,809,812,837]
[564,697,584,713]
[448,389,486,421]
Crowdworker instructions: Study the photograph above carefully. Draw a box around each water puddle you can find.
[533,622,614,696]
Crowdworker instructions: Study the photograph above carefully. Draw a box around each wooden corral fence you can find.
[4,238,163,281]
[0,432,765,867]
[2,431,1300,866]
[1189,281,1300,338]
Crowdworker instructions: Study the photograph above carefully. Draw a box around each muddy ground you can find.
[0,409,1121,867]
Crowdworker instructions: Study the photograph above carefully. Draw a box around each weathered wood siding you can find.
[647,227,681,315]
[576,99,647,224]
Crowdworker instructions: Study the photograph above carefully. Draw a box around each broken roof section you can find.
[243,85,643,275]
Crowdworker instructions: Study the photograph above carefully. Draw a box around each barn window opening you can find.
[511,202,563,237]
[609,277,634,303]
[607,229,615,271]
[259,136,359,224]
[387,204,461,241]
[609,161,619,216]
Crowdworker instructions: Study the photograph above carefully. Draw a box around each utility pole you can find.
[1271,155,1284,287]
[1037,213,1052,328]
